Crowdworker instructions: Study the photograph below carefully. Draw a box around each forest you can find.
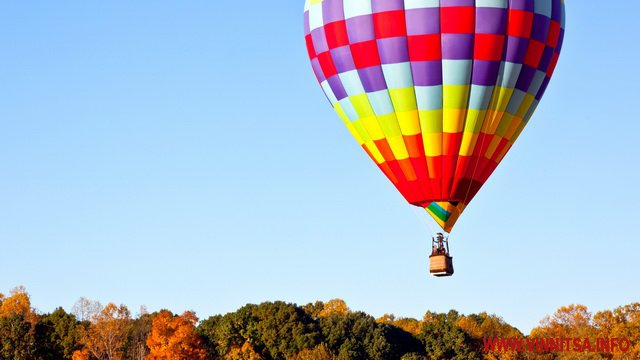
[0,286,637,360]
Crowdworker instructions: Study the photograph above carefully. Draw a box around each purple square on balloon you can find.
[322,0,345,23]
[372,0,404,13]
[358,66,387,92]
[537,46,555,72]
[311,28,329,54]
[327,75,348,100]
[406,8,440,35]
[472,61,500,86]
[304,13,311,35]
[510,0,533,11]
[331,45,357,73]
[377,37,409,64]
[531,14,551,43]
[441,0,475,6]
[411,61,443,86]
[442,34,474,59]
[346,15,375,43]
[476,7,507,34]
[551,0,563,22]
[515,65,536,92]
[504,36,529,63]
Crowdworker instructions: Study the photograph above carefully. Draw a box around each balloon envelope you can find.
[304,0,565,232]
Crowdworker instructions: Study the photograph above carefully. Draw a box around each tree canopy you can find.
[0,286,637,360]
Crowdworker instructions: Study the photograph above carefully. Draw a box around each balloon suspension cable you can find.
[410,205,439,235]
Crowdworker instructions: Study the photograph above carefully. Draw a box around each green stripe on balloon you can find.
[427,203,451,222]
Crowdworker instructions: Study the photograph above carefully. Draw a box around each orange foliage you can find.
[529,304,640,360]
[318,299,349,318]
[145,310,207,360]
[593,303,640,359]
[225,340,262,360]
[72,349,91,360]
[0,286,36,323]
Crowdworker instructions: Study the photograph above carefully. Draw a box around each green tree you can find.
[199,302,321,360]
[302,302,326,320]
[290,343,337,360]
[124,311,153,360]
[319,311,422,360]
[35,307,82,359]
[419,310,480,360]
[0,314,38,360]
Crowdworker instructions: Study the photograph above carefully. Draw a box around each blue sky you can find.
[0,2,638,333]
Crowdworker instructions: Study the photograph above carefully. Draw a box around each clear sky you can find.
[0,2,638,333]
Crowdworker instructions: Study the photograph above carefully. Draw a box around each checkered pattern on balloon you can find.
[304,0,565,232]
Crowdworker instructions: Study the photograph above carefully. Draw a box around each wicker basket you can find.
[429,254,454,277]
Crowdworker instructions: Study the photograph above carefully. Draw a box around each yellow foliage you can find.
[528,304,640,360]
[456,316,482,339]
[531,304,594,340]
[377,314,422,335]
[318,299,349,318]
[0,286,36,324]
[78,302,132,360]
[225,340,263,360]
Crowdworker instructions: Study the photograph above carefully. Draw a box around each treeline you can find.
[0,286,637,359]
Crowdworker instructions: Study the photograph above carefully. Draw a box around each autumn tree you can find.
[377,314,422,336]
[77,302,132,360]
[3,287,639,360]
[0,287,44,360]
[0,285,36,324]
[317,299,349,318]
[455,313,522,360]
[593,303,640,359]
[0,286,47,359]
[530,304,603,360]
[145,310,207,360]
[72,348,91,360]
[224,340,263,360]
[532,304,595,340]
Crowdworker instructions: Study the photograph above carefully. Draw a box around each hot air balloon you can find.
[303,0,565,276]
